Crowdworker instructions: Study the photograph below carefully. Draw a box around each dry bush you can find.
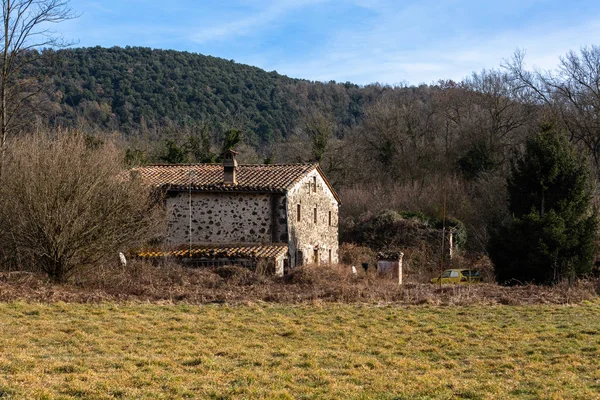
[339,243,376,267]
[284,263,358,286]
[340,177,472,230]
[2,260,596,306]
[401,244,439,283]
[0,131,163,282]
[339,174,508,254]
[214,265,267,286]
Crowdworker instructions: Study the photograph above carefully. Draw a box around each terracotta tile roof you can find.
[131,163,318,193]
[138,244,289,259]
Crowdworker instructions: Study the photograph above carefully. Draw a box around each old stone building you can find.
[133,151,340,275]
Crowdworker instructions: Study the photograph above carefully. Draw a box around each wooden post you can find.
[398,252,404,285]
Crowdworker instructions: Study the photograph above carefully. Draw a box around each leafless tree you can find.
[301,108,335,162]
[0,131,163,282]
[504,47,600,171]
[0,0,76,162]
[358,90,440,183]
[467,70,532,142]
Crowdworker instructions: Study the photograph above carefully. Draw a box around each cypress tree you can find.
[488,123,598,284]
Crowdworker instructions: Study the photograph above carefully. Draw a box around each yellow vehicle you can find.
[431,269,481,284]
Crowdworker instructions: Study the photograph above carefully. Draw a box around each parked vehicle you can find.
[431,269,481,284]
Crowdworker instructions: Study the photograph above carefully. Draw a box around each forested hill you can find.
[41,46,374,144]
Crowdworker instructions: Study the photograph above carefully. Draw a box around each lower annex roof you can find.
[137,244,289,259]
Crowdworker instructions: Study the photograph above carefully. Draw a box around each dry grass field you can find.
[1,301,600,399]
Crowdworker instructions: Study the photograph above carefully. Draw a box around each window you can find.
[449,271,460,278]
[313,176,317,193]
[313,249,319,264]
[314,207,317,223]
[296,250,303,266]
[297,204,301,222]
[328,249,332,264]
[328,211,332,226]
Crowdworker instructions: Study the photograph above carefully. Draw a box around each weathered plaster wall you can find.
[286,170,339,268]
[165,192,287,246]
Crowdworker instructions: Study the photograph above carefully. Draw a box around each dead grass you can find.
[1,302,599,399]
[0,261,597,306]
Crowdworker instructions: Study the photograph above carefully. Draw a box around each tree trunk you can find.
[0,0,10,178]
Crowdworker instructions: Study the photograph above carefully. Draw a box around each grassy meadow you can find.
[1,302,599,399]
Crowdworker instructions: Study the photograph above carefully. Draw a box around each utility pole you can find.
[188,170,194,256]
[439,184,447,287]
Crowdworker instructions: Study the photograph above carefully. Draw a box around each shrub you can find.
[342,209,467,251]
[0,131,163,282]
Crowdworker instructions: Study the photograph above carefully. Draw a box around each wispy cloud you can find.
[61,0,600,85]
[260,2,600,85]
[190,0,328,44]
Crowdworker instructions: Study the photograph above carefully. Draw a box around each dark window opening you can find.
[314,207,317,224]
[328,211,332,226]
[297,204,301,222]
[296,250,303,266]
[313,249,319,264]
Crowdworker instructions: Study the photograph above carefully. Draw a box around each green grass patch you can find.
[0,302,599,399]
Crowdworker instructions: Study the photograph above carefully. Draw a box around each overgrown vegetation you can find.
[342,209,466,251]
[0,132,163,282]
[1,262,597,305]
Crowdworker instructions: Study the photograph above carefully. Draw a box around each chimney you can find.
[223,149,238,185]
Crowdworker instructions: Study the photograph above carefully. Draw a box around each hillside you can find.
[36,46,375,145]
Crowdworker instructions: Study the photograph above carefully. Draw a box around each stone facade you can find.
[165,192,287,246]
[286,169,339,268]
[135,160,340,275]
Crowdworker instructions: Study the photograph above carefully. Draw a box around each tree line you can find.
[19,46,382,147]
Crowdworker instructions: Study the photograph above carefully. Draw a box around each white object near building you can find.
[377,252,404,285]
[119,252,127,267]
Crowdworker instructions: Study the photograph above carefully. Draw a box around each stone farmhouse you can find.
[133,151,340,275]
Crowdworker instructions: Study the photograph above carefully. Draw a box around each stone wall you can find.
[165,192,287,246]
[286,170,339,268]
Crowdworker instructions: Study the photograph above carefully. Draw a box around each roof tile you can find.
[138,244,289,259]
[131,163,318,193]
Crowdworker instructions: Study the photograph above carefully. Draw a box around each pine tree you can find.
[488,123,598,284]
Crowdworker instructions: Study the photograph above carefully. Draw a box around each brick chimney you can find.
[223,149,238,185]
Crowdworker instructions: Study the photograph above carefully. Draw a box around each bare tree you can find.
[301,108,335,162]
[358,90,440,183]
[504,47,600,172]
[0,0,76,159]
[0,131,163,282]
[458,69,536,173]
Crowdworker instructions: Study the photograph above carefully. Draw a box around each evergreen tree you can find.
[488,123,597,284]
[457,141,495,180]
[185,125,216,163]
[159,139,188,164]
[221,129,241,153]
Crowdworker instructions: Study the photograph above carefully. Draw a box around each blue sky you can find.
[61,0,600,85]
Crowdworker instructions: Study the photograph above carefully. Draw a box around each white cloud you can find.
[261,7,600,85]
[190,0,328,44]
